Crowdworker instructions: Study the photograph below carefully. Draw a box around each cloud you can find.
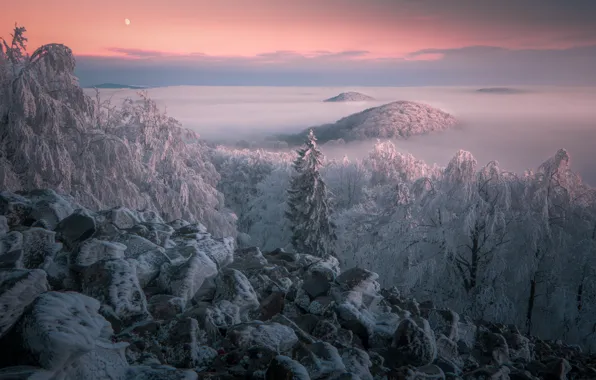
[74,45,596,87]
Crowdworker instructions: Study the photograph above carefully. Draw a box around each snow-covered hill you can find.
[323,91,376,102]
[283,101,457,145]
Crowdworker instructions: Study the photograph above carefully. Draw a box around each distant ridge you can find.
[476,87,524,94]
[88,83,149,89]
[324,91,376,102]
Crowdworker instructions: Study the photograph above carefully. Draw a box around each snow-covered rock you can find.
[0,190,595,379]
[157,246,218,303]
[80,259,149,324]
[213,268,260,319]
[0,291,116,371]
[266,355,311,380]
[227,321,299,354]
[0,269,49,338]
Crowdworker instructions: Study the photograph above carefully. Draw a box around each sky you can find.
[3,0,596,86]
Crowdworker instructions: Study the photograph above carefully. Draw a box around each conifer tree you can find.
[286,129,337,256]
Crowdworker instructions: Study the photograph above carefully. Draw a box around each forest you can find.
[2,25,596,356]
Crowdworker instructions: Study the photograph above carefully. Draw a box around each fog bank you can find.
[87,85,596,184]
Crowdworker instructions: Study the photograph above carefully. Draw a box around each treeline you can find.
[212,140,596,352]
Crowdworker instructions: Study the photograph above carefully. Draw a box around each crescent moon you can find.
[125,19,131,26]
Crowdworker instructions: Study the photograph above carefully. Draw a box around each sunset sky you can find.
[3,0,596,86]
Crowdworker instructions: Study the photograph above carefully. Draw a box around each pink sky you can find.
[3,0,595,59]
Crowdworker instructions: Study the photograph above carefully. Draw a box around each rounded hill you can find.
[284,101,458,145]
[323,92,376,102]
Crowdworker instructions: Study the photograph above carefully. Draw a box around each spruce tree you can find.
[286,129,337,257]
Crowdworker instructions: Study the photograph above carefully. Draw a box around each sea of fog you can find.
[87,86,596,184]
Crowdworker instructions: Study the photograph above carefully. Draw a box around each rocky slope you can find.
[283,101,458,145]
[324,92,376,102]
[1,189,595,380]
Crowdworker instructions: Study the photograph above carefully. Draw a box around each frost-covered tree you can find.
[0,24,235,237]
[241,166,294,251]
[286,130,336,257]
[322,156,369,210]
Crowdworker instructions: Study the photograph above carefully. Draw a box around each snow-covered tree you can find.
[0,24,236,237]
[322,156,369,210]
[286,130,337,257]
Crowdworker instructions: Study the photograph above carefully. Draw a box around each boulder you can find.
[0,269,49,338]
[266,355,310,380]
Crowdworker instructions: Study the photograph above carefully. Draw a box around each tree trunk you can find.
[526,276,537,335]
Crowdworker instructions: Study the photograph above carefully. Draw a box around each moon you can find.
[124,18,131,26]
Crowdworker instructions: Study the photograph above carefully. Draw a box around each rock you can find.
[307,255,341,281]
[59,342,129,380]
[302,272,331,300]
[504,332,531,363]
[260,291,285,321]
[0,216,8,236]
[213,268,260,319]
[0,192,31,227]
[157,246,218,303]
[463,365,510,380]
[80,258,149,324]
[476,332,510,366]
[186,234,234,268]
[229,247,269,272]
[55,209,96,249]
[370,312,401,349]
[100,207,139,230]
[172,223,208,237]
[227,321,298,354]
[336,302,375,348]
[21,228,60,269]
[413,364,446,379]
[390,318,437,368]
[458,316,478,351]
[0,231,24,268]
[127,222,173,247]
[340,347,373,380]
[266,355,311,380]
[436,335,460,362]
[428,309,459,342]
[114,234,170,288]
[294,342,346,379]
[70,238,126,268]
[160,317,203,368]
[336,268,379,294]
[126,365,199,379]
[0,291,115,371]
[0,269,49,338]
[309,296,334,316]
[148,294,185,320]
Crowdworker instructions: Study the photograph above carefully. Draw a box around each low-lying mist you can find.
[87,85,596,184]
